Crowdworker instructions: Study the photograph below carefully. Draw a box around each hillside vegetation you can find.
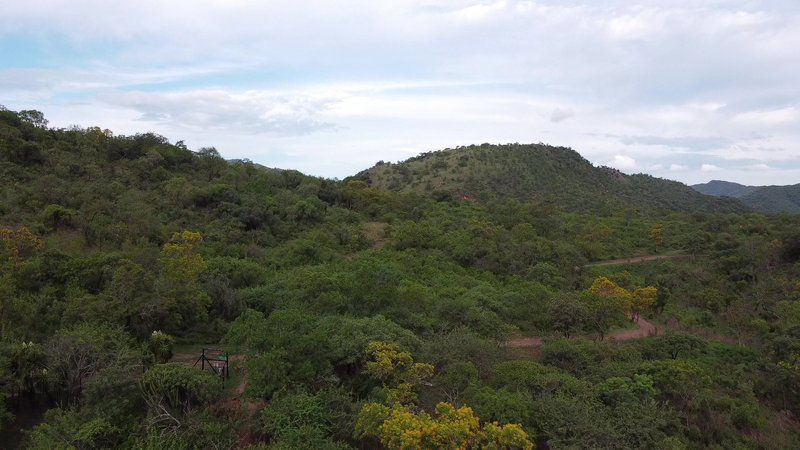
[356,144,747,213]
[2,108,800,449]
[693,180,800,214]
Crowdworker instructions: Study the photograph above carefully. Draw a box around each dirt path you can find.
[228,355,248,396]
[608,316,661,341]
[505,336,544,348]
[505,315,662,349]
[586,253,684,267]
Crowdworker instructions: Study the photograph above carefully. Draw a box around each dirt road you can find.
[585,253,684,267]
[505,315,661,349]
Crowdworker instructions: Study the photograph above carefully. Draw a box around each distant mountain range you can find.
[692,180,800,214]
[354,143,746,214]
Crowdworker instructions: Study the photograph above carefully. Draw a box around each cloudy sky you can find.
[2,0,799,184]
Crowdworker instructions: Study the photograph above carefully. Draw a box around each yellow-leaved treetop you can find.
[0,226,43,265]
[587,276,632,306]
[158,231,210,331]
[356,341,534,449]
[365,341,434,405]
[631,286,658,321]
[649,224,664,247]
[160,230,207,284]
[585,276,658,339]
[356,402,533,450]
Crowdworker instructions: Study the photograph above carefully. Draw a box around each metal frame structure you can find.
[193,348,229,379]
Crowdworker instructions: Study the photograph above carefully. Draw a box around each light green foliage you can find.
[140,363,221,413]
[259,387,356,448]
[595,374,657,406]
[26,409,119,450]
[147,331,175,363]
[39,204,77,231]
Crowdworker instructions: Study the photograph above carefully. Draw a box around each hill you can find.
[691,180,758,198]
[354,143,747,213]
[693,180,800,214]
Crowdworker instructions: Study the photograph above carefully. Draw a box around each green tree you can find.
[547,294,588,337]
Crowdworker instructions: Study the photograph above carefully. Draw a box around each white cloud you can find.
[453,0,507,22]
[1,1,800,183]
[608,155,637,170]
[732,107,799,126]
[550,108,574,123]
[606,9,664,41]
[102,89,341,135]
[701,164,721,172]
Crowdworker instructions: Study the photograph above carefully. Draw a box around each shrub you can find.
[140,363,221,412]
[147,331,175,364]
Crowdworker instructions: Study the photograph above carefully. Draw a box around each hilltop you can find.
[354,144,747,213]
[693,180,800,214]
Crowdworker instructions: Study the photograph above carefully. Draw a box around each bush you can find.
[540,340,594,376]
[260,387,356,445]
[147,331,175,364]
[140,363,221,412]
[39,204,77,230]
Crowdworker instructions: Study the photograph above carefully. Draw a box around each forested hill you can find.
[354,143,747,213]
[3,107,800,449]
[691,180,758,198]
[693,180,800,214]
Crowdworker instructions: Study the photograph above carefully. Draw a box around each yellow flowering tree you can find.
[631,286,658,321]
[356,341,534,449]
[585,277,658,338]
[649,224,664,247]
[157,231,210,332]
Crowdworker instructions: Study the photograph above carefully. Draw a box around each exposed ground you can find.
[505,315,662,350]
[585,252,685,267]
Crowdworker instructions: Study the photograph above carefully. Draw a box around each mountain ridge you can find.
[354,143,747,214]
[693,180,800,214]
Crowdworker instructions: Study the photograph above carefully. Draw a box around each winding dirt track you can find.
[585,253,684,267]
[505,316,662,349]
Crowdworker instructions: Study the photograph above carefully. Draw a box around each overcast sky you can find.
[2,1,799,184]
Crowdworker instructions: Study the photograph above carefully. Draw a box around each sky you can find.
[1,0,800,185]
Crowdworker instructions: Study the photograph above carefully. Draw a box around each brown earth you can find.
[586,253,685,267]
[505,315,662,349]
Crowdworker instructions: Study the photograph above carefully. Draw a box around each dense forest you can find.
[1,106,800,449]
